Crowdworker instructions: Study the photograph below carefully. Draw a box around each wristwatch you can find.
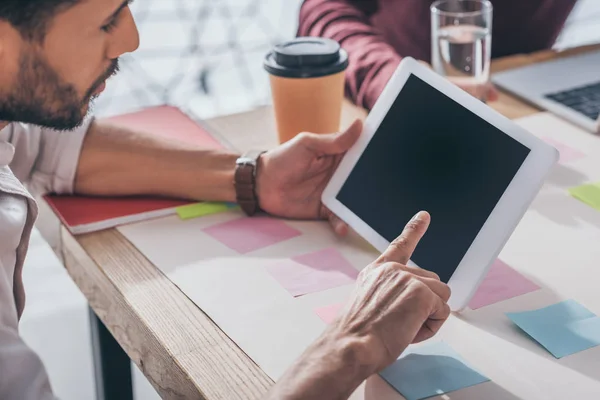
[234,150,266,216]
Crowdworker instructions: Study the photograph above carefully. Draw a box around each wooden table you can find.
[60,44,600,400]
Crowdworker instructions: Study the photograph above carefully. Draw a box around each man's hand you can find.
[266,212,451,400]
[334,211,451,373]
[454,79,499,102]
[256,120,362,235]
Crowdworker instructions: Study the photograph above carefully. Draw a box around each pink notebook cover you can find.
[45,106,223,234]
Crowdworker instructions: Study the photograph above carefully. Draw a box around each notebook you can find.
[45,106,224,235]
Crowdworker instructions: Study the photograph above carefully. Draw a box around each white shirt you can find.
[0,193,26,288]
[0,120,91,400]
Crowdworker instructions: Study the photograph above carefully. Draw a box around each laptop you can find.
[492,50,600,133]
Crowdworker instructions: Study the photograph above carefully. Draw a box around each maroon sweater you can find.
[298,0,578,110]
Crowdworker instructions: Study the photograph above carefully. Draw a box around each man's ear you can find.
[0,21,8,58]
[0,21,25,68]
[0,20,18,57]
[0,20,26,84]
[0,22,9,75]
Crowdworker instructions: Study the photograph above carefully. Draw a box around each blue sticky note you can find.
[379,342,489,400]
[506,300,600,359]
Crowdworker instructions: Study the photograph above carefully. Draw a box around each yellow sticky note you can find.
[569,182,600,211]
[176,202,237,220]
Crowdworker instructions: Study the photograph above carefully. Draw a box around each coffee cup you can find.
[264,37,349,144]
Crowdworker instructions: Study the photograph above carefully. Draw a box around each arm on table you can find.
[74,120,239,202]
[5,119,239,202]
[74,119,362,234]
[298,0,401,110]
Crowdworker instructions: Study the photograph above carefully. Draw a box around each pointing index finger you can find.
[380,211,431,266]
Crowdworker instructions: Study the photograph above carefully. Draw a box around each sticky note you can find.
[315,303,344,324]
[569,182,600,211]
[203,217,302,254]
[267,248,359,297]
[380,342,489,400]
[507,300,600,358]
[542,137,585,163]
[176,202,238,220]
[469,259,540,310]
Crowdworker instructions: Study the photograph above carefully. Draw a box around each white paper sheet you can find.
[118,212,379,380]
[117,113,600,399]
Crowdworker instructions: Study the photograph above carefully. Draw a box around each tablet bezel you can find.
[323,57,558,311]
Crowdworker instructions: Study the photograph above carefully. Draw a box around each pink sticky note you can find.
[469,259,540,310]
[267,248,359,297]
[543,137,586,164]
[315,303,344,324]
[203,217,302,254]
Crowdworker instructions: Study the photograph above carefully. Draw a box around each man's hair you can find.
[0,0,80,41]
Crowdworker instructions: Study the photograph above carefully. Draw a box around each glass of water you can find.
[431,0,493,98]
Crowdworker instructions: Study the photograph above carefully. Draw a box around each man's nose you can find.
[106,7,140,60]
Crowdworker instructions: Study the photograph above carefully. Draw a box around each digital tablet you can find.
[322,57,558,311]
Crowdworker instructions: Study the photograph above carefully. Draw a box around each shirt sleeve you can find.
[2,118,92,196]
[298,0,402,110]
[0,258,56,400]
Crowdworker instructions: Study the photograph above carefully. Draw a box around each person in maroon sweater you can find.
[298,0,578,110]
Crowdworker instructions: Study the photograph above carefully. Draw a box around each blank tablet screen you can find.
[337,75,530,282]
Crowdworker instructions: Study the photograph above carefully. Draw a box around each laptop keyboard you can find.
[545,81,600,121]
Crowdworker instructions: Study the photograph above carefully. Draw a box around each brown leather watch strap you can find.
[234,150,265,216]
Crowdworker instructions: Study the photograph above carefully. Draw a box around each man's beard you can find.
[0,49,119,131]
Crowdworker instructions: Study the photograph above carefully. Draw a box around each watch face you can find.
[237,151,265,166]
[236,157,256,166]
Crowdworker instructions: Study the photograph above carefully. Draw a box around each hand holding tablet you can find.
[323,57,558,311]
